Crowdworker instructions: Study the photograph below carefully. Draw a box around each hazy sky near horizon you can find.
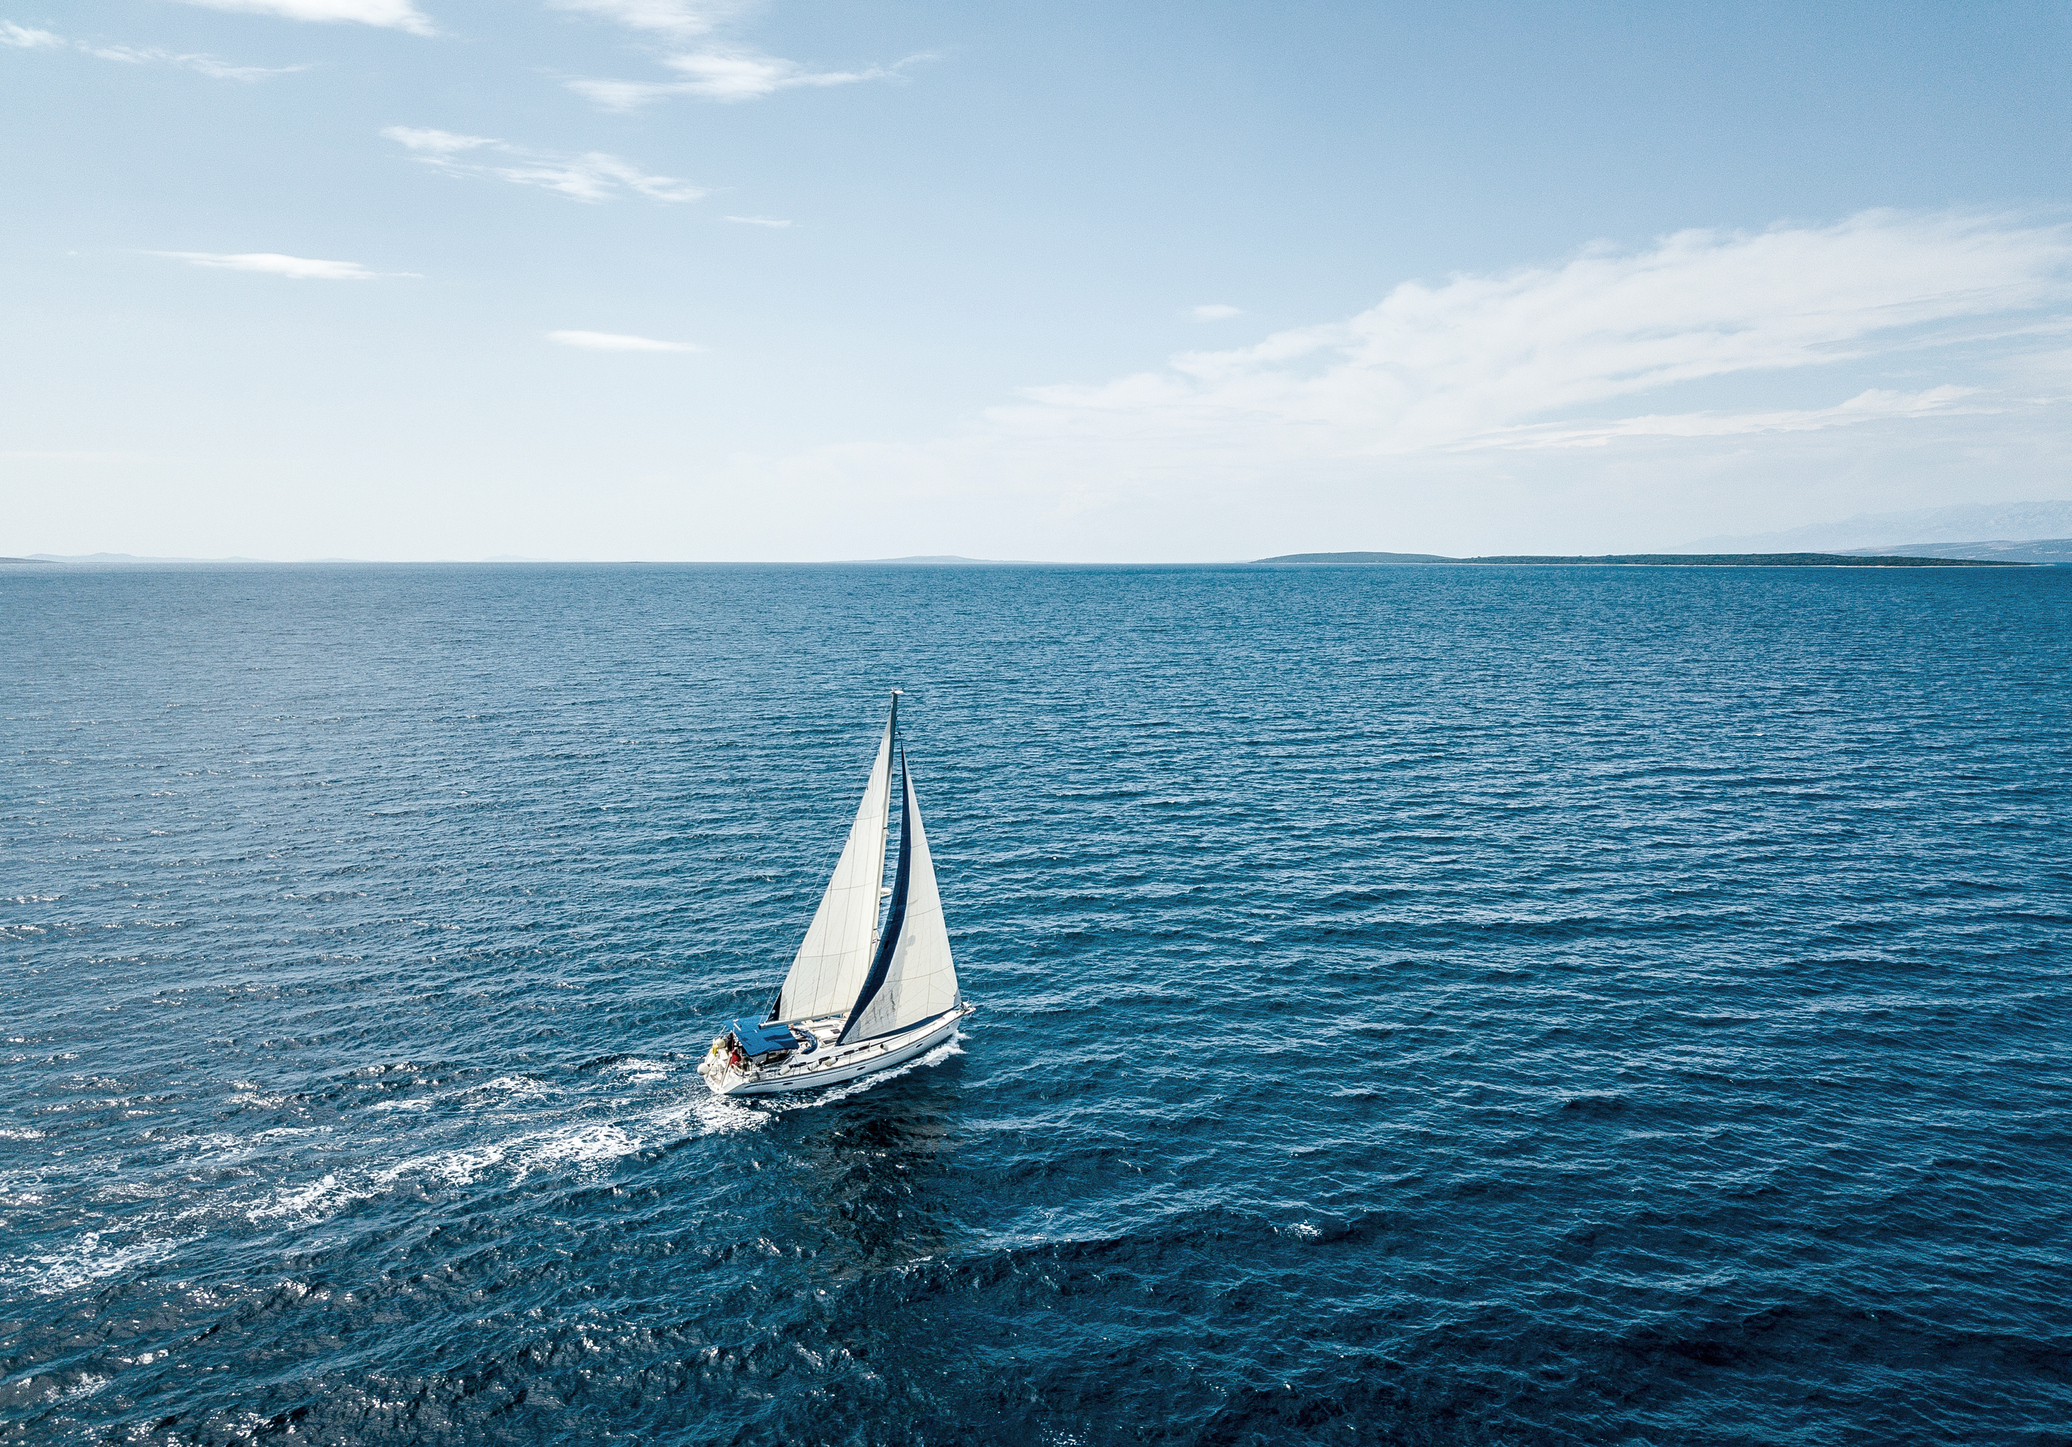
[4,1,2070,560]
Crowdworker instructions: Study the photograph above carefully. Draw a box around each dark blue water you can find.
[4,562,2069,1445]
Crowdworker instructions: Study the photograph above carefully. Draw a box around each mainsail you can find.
[774,707,895,1021]
[840,754,959,1042]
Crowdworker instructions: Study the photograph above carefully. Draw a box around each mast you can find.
[871,690,899,951]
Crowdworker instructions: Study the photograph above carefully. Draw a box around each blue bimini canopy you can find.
[729,1018,803,1056]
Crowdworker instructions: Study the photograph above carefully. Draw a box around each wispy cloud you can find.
[382,126,704,203]
[555,0,922,110]
[548,330,699,352]
[1,21,61,47]
[1016,211,2072,456]
[1189,304,1243,322]
[148,251,400,280]
[667,49,904,101]
[549,0,742,38]
[700,210,2072,559]
[724,214,791,228]
[171,0,435,37]
[382,125,489,154]
[91,44,306,78]
[1469,386,1996,450]
[3,21,303,77]
[567,52,916,110]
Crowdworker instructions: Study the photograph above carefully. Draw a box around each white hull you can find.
[700,1004,972,1098]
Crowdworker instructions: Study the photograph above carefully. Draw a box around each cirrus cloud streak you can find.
[382,126,703,203]
[1,21,61,47]
[548,0,741,38]
[3,22,303,78]
[171,0,434,36]
[566,52,920,110]
[548,330,699,352]
[552,0,924,109]
[1010,210,2072,457]
[148,250,402,280]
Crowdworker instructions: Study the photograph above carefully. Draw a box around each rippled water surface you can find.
[4,562,2070,1445]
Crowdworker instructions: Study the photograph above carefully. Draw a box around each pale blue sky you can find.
[4,1,2069,559]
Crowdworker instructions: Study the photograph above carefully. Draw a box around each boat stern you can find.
[699,1034,757,1096]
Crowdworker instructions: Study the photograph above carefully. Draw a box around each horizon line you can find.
[9,547,2063,569]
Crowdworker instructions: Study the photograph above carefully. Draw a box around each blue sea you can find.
[4,562,2069,1445]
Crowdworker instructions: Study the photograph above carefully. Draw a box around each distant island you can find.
[1254,551,2027,568]
[860,554,1003,564]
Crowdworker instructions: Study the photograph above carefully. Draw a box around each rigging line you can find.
[878,690,899,939]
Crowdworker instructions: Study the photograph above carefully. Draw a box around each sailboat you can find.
[699,692,973,1097]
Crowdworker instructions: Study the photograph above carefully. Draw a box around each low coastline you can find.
[1256,550,2031,567]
